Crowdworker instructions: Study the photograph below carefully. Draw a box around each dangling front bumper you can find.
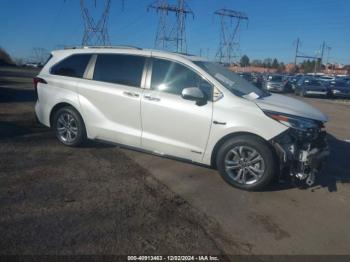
[271,128,329,186]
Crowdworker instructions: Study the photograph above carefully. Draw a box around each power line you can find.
[214,8,248,65]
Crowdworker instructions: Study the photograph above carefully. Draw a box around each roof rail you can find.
[63,45,142,50]
[172,51,196,57]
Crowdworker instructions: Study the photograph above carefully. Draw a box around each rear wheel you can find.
[216,135,277,191]
[53,107,86,147]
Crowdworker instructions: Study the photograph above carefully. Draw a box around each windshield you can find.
[306,79,321,86]
[267,75,283,82]
[194,61,268,98]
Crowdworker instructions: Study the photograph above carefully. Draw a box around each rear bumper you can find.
[34,101,49,127]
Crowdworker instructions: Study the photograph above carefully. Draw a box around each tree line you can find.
[239,55,286,72]
[239,54,328,73]
[0,47,14,66]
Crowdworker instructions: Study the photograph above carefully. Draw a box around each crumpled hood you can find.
[254,94,328,122]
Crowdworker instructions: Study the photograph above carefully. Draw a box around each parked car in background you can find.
[34,46,329,190]
[326,80,350,99]
[289,75,303,91]
[238,72,253,82]
[283,76,294,92]
[263,74,288,93]
[24,62,42,68]
[294,77,329,97]
[318,75,335,82]
[336,76,350,83]
[251,73,263,88]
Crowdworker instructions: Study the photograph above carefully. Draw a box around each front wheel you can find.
[53,106,86,147]
[216,135,277,191]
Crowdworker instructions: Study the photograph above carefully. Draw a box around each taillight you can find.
[33,77,47,89]
[33,77,47,101]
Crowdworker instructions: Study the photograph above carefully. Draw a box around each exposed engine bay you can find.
[271,122,329,186]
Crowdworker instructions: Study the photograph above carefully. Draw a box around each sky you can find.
[1,0,350,64]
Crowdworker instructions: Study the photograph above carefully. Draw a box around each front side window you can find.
[151,59,212,98]
[51,54,92,78]
[93,54,145,87]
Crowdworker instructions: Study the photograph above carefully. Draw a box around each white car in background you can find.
[34,46,329,190]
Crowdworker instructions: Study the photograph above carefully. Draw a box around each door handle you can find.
[144,95,161,102]
[213,120,226,125]
[123,91,139,98]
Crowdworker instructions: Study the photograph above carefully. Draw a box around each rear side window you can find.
[51,54,92,78]
[93,54,145,87]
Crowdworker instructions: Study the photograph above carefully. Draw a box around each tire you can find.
[53,106,86,147]
[327,90,333,98]
[216,135,277,191]
[300,89,306,97]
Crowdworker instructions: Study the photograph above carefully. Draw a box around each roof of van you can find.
[51,46,208,62]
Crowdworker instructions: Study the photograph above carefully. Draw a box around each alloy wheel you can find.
[224,146,265,185]
[56,112,78,143]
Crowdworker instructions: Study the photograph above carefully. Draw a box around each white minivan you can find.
[35,46,329,190]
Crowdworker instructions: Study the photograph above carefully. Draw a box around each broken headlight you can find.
[264,111,319,132]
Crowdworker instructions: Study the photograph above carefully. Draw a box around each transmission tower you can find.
[215,8,248,65]
[148,0,194,53]
[80,0,112,46]
[293,38,328,73]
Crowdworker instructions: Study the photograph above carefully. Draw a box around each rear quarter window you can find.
[51,54,92,78]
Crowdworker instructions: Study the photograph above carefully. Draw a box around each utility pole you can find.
[318,41,326,72]
[148,0,194,53]
[214,8,248,65]
[293,38,327,74]
[320,41,326,65]
[326,46,332,74]
[294,37,300,67]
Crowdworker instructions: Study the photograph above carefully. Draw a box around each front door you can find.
[141,58,213,162]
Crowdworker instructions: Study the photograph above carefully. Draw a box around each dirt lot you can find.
[0,67,231,255]
[1,66,350,255]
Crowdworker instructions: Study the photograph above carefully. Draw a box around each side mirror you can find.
[181,87,207,105]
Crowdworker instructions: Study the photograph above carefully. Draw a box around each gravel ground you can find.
[0,67,231,256]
